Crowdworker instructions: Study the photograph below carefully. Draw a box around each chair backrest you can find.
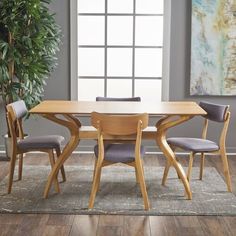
[91,112,148,136]
[200,101,229,122]
[6,100,28,147]
[96,97,141,102]
[91,112,148,161]
[199,101,230,145]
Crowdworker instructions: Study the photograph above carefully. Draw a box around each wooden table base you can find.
[156,115,193,200]
[42,114,81,198]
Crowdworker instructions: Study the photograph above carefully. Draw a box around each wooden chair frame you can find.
[88,112,150,210]
[162,110,232,192]
[6,104,66,194]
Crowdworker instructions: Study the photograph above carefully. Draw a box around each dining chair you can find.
[96,96,142,183]
[6,100,66,194]
[96,96,141,101]
[89,112,150,210]
[162,101,232,192]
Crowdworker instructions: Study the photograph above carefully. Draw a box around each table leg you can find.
[156,115,193,200]
[42,114,81,198]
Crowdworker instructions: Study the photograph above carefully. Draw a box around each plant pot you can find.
[3,134,12,160]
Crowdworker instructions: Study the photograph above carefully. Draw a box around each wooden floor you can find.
[0,153,236,236]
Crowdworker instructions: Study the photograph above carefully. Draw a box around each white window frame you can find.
[70,0,171,101]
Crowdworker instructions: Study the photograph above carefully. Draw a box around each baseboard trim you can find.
[0,145,236,156]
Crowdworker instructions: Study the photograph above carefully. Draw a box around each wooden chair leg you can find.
[92,159,97,180]
[89,160,103,209]
[135,160,150,210]
[135,165,140,183]
[18,154,24,181]
[95,166,102,194]
[170,145,181,180]
[56,149,66,182]
[8,152,17,194]
[199,153,205,180]
[94,159,103,192]
[140,159,149,186]
[220,149,232,192]
[162,160,171,186]
[187,152,194,181]
[48,150,60,193]
[175,157,181,179]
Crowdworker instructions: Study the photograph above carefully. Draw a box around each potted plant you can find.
[0,0,61,158]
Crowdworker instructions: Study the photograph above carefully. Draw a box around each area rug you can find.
[0,165,236,215]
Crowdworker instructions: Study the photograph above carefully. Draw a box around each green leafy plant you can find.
[0,0,61,108]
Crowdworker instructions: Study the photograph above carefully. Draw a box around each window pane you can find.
[136,16,163,46]
[108,0,133,13]
[78,0,105,13]
[78,16,105,45]
[107,79,132,97]
[108,16,133,45]
[107,48,132,76]
[135,80,162,102]
[78,79,104,101]
[136,0,163,14]
[135,48,162,77]
[78,48,104,76]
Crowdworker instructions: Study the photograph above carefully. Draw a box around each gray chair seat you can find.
[94,144,145,163]
[167,137,219,152]
[18,135,64,152]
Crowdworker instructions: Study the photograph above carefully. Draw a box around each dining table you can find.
[30,100,207,199]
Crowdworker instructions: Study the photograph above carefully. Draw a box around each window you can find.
[71,0,171,102]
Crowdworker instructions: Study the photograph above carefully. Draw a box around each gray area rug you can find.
[0,165,236,215]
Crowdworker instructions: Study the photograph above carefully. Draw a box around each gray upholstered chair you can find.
[162,101,232,192]
[6,100,66,194]
[96,96,141,101]
[89,112,150,210]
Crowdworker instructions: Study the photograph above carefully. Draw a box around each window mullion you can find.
[104,0,108,97]
[132,0,136,97]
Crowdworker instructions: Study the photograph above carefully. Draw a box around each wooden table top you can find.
[29,100,207,116]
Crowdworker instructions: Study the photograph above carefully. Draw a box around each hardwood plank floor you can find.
[0,153,236,236]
